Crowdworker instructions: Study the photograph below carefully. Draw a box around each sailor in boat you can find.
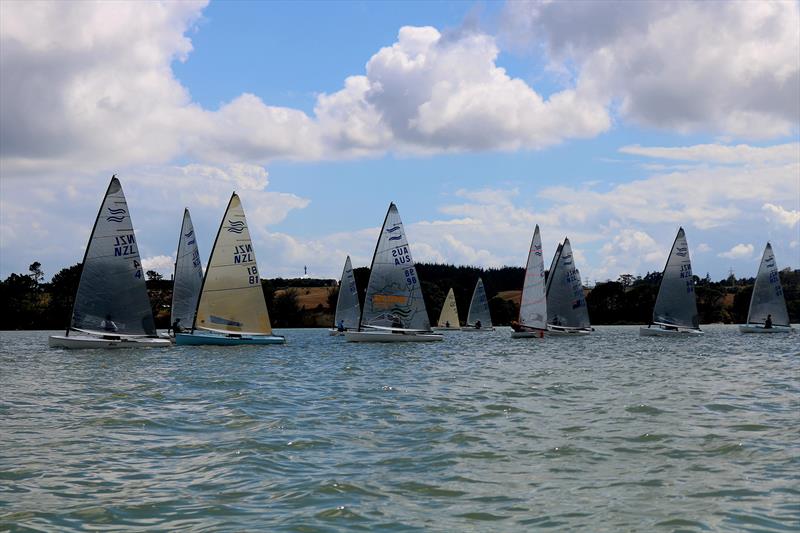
[765,314,773,329]
[170,318,185,335]
[391,315,404,333]
[475,320,482,330]
[337,319,345,332]
[445,320,450,328]
[101,315,118,332]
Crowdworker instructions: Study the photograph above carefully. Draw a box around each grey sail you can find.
[70,176,156,336]
[546,238,590,328]
[652,227,699,329]
[466,278,492,327]
[747,243,790,326]
[334,255,360,329]
[545,242,563,296]
[518,225,547,330]
[170,209,203,330]
[360,203,431,331]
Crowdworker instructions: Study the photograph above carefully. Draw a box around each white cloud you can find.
[620,143,800,165]
[696,243,712,253]
[762,203,800,227]
[595,229,664,281]
[503,1,800,139]
[141,254,175,274]
[719,243,755,260]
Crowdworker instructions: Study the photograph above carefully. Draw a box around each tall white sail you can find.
[466,278,493,327]
[170,209,203,330]
[334,255,360,329]
[193,193,273,335]
[546,238,591,328]
[518,225,547,330]
[747,243,790,326]
[360,203,431,331]
[652,227,699,329]
[437,288,459,327]
[70,176,156,336]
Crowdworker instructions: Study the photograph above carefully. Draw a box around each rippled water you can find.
[1,326,798,531]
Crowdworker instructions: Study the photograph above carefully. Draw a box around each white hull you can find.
[345,330,443,343]
[547,326,592,336]
[738,324,794,334]
[639,326,703,337]
[49,334,171,349]
[460,326,495,332]
[511,329,545,339]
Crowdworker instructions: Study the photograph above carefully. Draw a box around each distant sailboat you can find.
[511,225,547,338]
[329,255,360,336]
[546,237,592,335]
[640,227,703,336]
[345,203,442,342]
[169,209,203,338]
[462,278,495,331]
[739,243,793,333]
[49,176,170,349]
[175,192,285,345]
[433,288,460,330]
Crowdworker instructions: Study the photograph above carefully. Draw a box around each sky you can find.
[1,0,798,285]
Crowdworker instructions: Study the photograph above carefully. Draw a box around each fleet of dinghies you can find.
[49,177,794,349]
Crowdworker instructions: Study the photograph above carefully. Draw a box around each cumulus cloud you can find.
[719,243,755,260]
[141,254,175,274]
[503,1,800,139]
[762,203,800,227]
[620,143,800,165]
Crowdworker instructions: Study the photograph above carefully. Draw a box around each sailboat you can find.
[49,176,170,349]
[511,225,547,338]
[168,209,203,339]
[345,203,443,342]
[461,278,495,331]
[739,243,794,333]
[546,237,592,335]
[640,227,703,336]
[433,288,460,330]
[175,192,285,346]
[329,255,361,336]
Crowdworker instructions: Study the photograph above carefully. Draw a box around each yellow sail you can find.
[437,288,459,327]
[194,193,272,335]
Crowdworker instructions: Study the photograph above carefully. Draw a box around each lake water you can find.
[1,326,798,532]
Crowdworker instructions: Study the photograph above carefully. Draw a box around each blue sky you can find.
[1,0,798,284]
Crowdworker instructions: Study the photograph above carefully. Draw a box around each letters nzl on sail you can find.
[233,244,254,264]
[113,234,137,257]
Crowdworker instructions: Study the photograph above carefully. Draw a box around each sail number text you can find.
[113,234,137,257]
[247,266,259,285]
[233,244,254,264]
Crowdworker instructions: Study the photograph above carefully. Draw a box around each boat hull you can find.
[639,326,703,337]
[511,329,545,339]
[738,324,794,334]
[175,332,286,345]
[49,334,171,349]
[345,330,443,343]
[547,326,592,336]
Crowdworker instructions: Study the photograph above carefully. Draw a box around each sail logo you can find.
[226,220,246,234]
[386,224,403,240]
[233,243,253,264]
[106,207,127,222]
[675,246,689,257]
[533,244,542,257]
[391,245,411,265]
[113,234,137,257]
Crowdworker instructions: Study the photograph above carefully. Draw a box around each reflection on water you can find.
[1,326,798,531]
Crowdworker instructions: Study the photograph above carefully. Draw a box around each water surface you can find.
[1,326,798,531]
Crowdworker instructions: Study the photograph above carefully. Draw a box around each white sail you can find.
[518,225,547,330]
[546,238,591,328]
[193,193,273,335]
[333,255,360,329]
[466,278,493,327]
[747,243,790,326]
[652,227,699,329]
[360,203,431,331]
[437,288,459,327]
[69,176,156,336]
[170,209,203,330]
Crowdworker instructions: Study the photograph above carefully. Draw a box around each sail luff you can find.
[437,288,459,327]
[546,238,590,328]
[545,242,563,297]
[358,204,393,330]
[170,209,203,330]
[747,243,790,326]
[333,255,360,329]
[518,225,547,330]
[466,278,492,327]
[651,227,699,329]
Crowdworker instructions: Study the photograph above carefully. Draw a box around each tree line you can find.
[1,261,798,330]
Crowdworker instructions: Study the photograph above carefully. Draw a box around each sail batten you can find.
[466,278,492,327]
[747,243,790,326]
[518,225,547,330]
[170,209,203,331]
[437,288,460,327]
[546,238,590,329]
[193,193,273,335]
[652,228,699,329]
[334,256,361,329]
[360,203,432,331]
[69,176,156,336]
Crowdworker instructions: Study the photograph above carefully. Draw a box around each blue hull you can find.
[175,332,286,346]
